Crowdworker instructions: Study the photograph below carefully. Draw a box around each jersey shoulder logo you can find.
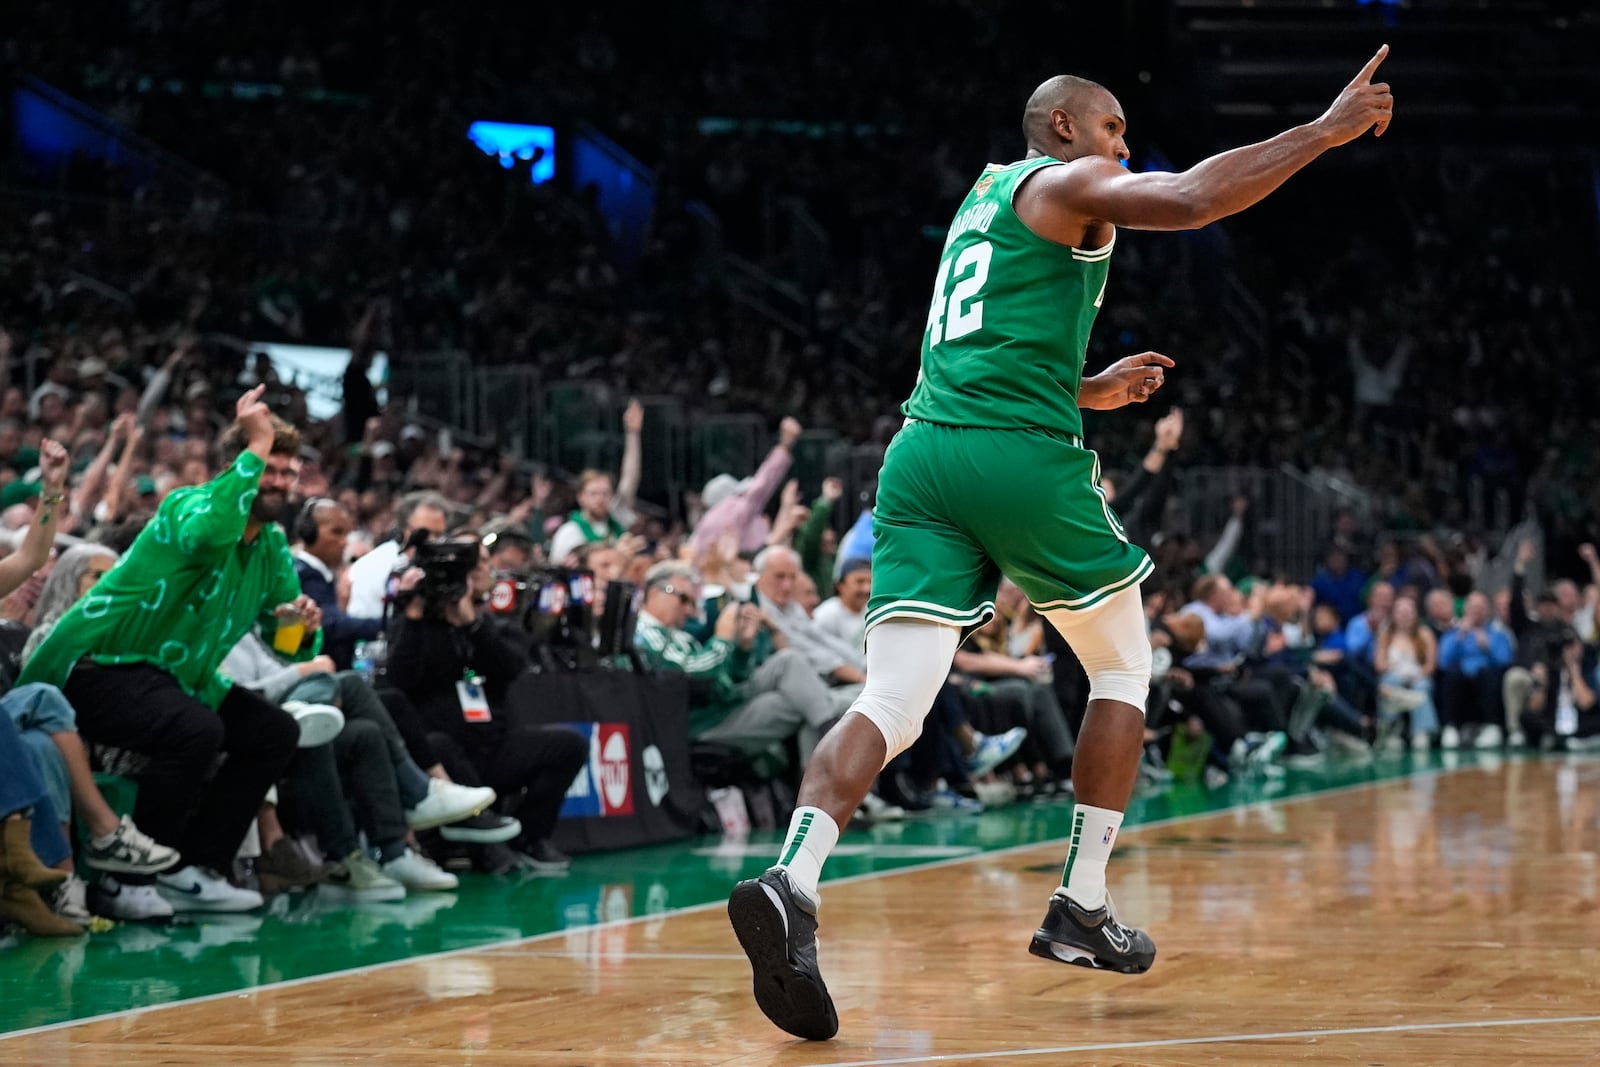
[973,174,995,196]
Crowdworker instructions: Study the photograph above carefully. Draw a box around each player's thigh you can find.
[867,421,1001,631]
[959,429,1149,612]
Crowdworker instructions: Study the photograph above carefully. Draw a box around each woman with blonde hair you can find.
[1375,594,1439,752]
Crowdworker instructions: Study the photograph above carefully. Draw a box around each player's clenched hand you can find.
[1081,351,1174,410]
[1316,44,1394,145]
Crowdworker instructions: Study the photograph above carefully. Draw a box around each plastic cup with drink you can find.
[272,604,306,654]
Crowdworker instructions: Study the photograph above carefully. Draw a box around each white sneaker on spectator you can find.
[283,701,345,749]
[1439,726,1461,750]
[1411,730,1433,753]
[406,779,496,831]
[930,787,984,814]
[322,851,406,901]
[157,865,265,912]
[382,848,459,892]
[972,778,1017,807]
[94,874,175,921]
[857,791,905,822]
[966,727,1027,776]
[1475,724,1503,749]
[1508,729,1527,748]
[83,815,181,876]
[52,874,92,924]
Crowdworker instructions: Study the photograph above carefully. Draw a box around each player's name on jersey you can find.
[942,200,1000,251]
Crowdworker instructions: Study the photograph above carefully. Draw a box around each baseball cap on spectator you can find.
[185,380,212,402]
[78,356,109,380]
[0,481,39,509]
[371,441,397,459]
[135,475,157,497]
[702,473,752,510]
[835,557,871,582]
[400,425,427,442]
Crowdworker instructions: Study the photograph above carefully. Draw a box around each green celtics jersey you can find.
[903,156,1111,436]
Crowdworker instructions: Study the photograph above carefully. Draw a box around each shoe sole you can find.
[156,893,263,913]
[86,854,183,877]
[1027,931,1154,974]
[727,881,839,1041]
[437,823,523,844]
[407,797,495,832]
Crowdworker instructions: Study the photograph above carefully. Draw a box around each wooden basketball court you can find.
[3,756,1597,1065]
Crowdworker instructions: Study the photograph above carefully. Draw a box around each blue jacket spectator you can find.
[1310,546,1368,625]
[1343,582,1396,666]
[1438,618,1516,678]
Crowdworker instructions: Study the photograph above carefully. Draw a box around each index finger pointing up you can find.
[1350,43,1389,86]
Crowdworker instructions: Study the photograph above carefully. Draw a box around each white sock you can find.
[1060,803,1123,911]
[774,806,838,907]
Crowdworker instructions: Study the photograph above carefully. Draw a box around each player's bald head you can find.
[1023,75,1112,150]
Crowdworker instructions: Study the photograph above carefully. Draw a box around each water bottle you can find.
[354,639,387,684]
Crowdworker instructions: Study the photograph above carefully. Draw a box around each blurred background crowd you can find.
[1,0,1597,940]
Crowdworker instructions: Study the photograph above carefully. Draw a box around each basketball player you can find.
[728,48,1395,1040]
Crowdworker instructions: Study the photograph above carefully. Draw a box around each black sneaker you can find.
[727,868,839,1041]
[1027,890,1156,974]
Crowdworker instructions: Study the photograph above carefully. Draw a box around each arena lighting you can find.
[467,121,556,184]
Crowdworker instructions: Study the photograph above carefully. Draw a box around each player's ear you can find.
[1053,108,1075,143]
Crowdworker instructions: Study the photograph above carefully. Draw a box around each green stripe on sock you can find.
[1060,809,1085,888]
[779,812,815,867]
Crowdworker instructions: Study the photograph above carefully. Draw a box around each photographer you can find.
[1520,631,1600,750]
[346,491,451,620]
[386,536,587,872]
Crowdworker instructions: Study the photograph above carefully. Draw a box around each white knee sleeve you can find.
[851,619,962,765]
[1041,584,1152,712]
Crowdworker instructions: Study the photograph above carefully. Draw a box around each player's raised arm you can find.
[1026,46,1394,237]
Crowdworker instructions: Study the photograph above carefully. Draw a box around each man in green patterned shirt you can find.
[22,385,324,915]
[731,49,1396,1040]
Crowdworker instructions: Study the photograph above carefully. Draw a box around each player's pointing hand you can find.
[1316,44,1395,145]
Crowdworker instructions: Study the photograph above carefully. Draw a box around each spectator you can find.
[19,387,312,917]
[1503,537,1572,747]
[1520,634,1600,750]
[1422,588,1457,638]
[385,538,587,872]
[752,546,865,703]
[634,559,837,762]
[691,417,802,558]
[294,498,382,670]
[1437,591,1516,749]
[812,558,872,651]
[1311,545,1368,626]
[1374,596,1439,752]
[0,710,83,937]
[345,491,451,620]
[1344,581,1396,668]
[1102,407,1182,549]
[221,632,468,896]
[546,400,643,565]
[796,477,845,597]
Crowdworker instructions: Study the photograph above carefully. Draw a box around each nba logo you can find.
[1102,827,1115,846]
